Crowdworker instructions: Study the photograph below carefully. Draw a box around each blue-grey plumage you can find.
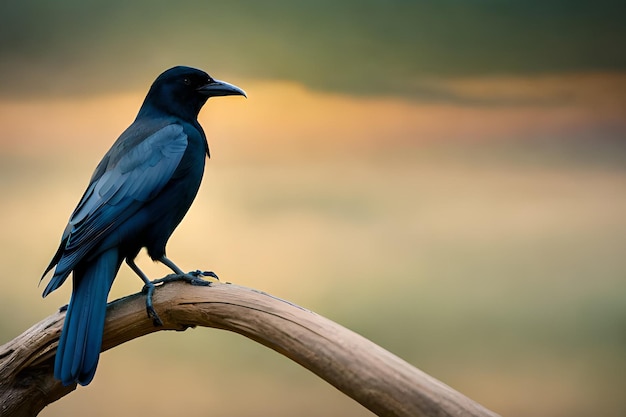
[41,66,246,386]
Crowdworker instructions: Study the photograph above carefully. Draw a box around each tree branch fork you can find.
[0,281,500,417]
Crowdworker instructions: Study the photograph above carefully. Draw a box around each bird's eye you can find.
[183,78,191,86]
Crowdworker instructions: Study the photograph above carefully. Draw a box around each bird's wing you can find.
[44,123,188,289]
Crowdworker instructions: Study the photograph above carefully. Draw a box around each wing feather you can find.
[43,123,188,293]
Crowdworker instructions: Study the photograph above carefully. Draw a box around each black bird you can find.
[41,66,246,386]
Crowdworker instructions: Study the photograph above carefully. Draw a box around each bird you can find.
[40,66,246,386]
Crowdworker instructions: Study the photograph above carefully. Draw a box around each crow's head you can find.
[142,66,246,120]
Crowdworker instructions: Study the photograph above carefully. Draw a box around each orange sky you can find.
[0,72,624,157]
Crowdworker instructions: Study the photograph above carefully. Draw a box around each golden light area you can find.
[1,72,625,156]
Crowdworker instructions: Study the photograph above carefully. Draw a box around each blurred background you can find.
[1,1,626,416]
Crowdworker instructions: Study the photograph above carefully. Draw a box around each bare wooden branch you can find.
[0,281,500,417]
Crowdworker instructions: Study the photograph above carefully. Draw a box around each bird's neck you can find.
[136,90,204,122]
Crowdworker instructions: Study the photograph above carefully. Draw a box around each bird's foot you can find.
[141,270,218,327]
[150,270,219,287]
[142,281,164,326]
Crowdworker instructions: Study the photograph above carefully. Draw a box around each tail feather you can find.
[55,248,119,386]
[41,231,71,296]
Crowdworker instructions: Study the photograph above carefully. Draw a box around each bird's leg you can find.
[151,255,219,286]
[126,259,164,327]
[126,256,218,326]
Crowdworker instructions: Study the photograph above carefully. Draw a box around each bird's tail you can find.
[55,248,119,386]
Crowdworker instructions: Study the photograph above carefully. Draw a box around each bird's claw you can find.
[189,270,219,280]
[147,305,164,327]
[142,270,219,327]
[142,282,164,326]
[150,271,219,287]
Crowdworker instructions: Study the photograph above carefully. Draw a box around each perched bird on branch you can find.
[40,66,246,386]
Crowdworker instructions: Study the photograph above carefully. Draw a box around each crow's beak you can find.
[197,79,247,98]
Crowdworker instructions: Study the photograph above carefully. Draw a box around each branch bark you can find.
[0,281,500,417]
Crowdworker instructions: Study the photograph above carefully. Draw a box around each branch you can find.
[0,281,500,417]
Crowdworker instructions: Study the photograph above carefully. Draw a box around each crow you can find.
[41,66,246,386]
